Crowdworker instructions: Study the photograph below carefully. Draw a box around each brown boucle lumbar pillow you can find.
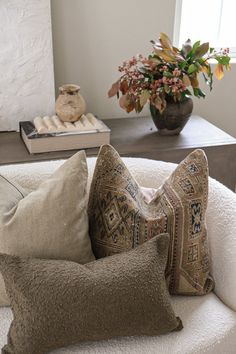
[88,144,214,295]
[0,234,182,354]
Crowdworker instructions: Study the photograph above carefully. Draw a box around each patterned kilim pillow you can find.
[88,145,214,295]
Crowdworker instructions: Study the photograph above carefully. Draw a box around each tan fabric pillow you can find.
[0,151,94,306]
[0,234,182,354]
[88,145,214,295]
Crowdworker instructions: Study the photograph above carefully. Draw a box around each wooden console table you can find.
[0,115,236,191]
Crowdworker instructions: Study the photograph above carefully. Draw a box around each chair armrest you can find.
[207,178,236,311]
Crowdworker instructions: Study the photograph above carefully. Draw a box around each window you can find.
[174,0,236,55]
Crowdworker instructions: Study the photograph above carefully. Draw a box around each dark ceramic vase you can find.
[150,98,193,135]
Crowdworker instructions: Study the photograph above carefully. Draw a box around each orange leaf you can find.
[172,46,180,53]
[108,81,119,97]
[183,75,191,87]
[159,32,173,51]
[119,94,128,109]
[194,42,209,58]
[190,76,199,88]
[154,49,176,63]
[139,90,150,107]
[154,96,166,114]
[119,94,134,113]
[120,80,129,95]
[126,102,135,113]
[175,54,185,62]
[215,64,224,80]
[202,63,210,75]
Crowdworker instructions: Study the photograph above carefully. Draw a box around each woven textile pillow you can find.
[0,151,94,306]
[0,235,182,354]
[88,145,214,295]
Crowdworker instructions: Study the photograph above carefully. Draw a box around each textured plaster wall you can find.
[0,0,55,131]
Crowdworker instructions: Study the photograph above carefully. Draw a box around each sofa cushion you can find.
[0,151,94,306]
[1,156,236,310]
[88,145,214,296]
[0,235,181,354]
[1,293,236,354]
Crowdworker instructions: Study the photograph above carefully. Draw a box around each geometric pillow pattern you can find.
[88,144,214,295]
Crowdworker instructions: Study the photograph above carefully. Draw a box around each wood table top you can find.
[0,115,235,165]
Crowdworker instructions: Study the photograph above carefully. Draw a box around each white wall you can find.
[0,0,55,131]
[51,0,176,119]
[192,69,236,137]
[51,0,236,137]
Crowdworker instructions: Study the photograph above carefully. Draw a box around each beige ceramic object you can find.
[55,84,86,122]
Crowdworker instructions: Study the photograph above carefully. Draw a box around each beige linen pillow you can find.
[88,144,214,295]
[0,151,94,306]
[0,234,182,354]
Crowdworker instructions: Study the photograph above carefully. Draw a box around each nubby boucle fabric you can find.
[0,156,236,354]
[0,235,181,354]
[88,145,214,295]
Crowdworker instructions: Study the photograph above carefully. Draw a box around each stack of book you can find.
[20,114,111,154]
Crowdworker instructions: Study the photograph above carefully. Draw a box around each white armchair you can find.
[0,157,236,354]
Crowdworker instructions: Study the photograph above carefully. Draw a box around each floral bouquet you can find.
[108,33,231,114]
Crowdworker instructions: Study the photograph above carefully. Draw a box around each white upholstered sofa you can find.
[0,156,236,354]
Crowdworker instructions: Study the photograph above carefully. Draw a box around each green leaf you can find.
[180,92,189,101]
[193,87,206,98]
[185,89,192,96]
[195,62,203,70]
[164,84,171,93]
[196,58,205,64]
[202,71,213,91]
[195,42,209,58]
[135,100,143,113]
[188,64,198,74]
[139,90,150,107]
[186,40,200,59]
[215,55,231,66]
[193,88,199,97]
[192,41,201,53]
[198,88,206,97]
[163,71,173,78]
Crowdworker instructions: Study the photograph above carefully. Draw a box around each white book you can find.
[20,120,111,154]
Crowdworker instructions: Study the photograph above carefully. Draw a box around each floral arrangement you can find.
[108,33,231,114]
